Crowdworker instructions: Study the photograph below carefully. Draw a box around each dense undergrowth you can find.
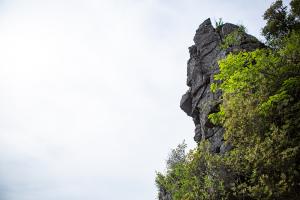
[156,1,300,199]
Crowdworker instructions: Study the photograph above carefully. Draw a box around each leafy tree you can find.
[156,141,227,200]
[262,0,300,47]
[166,141,187,170]
[262,0,291,41]
[290,0,300,19]
[210,40,300,199]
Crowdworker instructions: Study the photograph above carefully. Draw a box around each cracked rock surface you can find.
[180,18,263,153]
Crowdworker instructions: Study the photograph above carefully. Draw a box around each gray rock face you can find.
[158,188,172,200]
[180,18,263,152]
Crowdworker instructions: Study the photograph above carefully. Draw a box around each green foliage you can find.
[220,25,247,50]
[208,105,225,125]
[262,0,290,41]
[215,18,224,32]
[166,141,187,170]
[209,30,300,199]
[290,0,300,18]
[156,141,227,200]
[262,0,300,47]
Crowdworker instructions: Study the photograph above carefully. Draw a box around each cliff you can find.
[157,19,263,200]
[157,5,300,198]
[180,18,263,153]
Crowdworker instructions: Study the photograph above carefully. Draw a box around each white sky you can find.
[0,0,290,199]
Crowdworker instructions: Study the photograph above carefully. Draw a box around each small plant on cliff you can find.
[220,25,247,50]
[215,18,224,28]
[215,18,224,33]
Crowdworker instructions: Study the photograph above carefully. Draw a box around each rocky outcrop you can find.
[157,18,264,200]
[180,18,263,153]
[158,188,172,200]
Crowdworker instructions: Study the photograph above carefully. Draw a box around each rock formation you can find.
[180,18,263,153]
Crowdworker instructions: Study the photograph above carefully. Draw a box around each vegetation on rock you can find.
[156,1,300,199]
[220,25,247,50]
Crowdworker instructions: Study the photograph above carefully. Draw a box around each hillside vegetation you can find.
[156,1,300,199]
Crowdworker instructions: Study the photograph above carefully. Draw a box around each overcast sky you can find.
[0,0,290,200]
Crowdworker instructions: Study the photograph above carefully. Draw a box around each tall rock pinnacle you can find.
[180,18,263,153]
